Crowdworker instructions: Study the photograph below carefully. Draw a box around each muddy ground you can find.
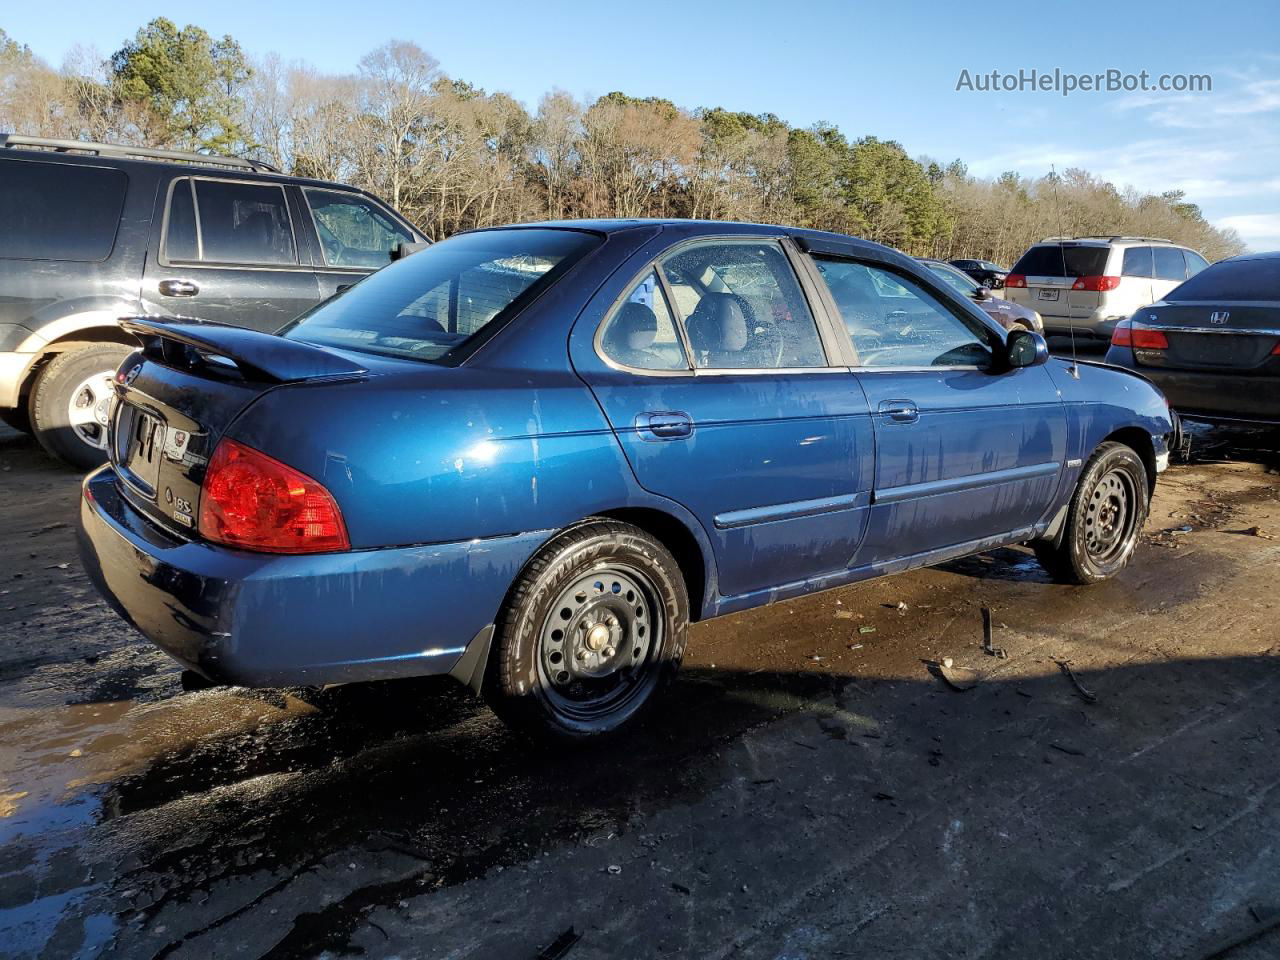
[1,418,1278,960]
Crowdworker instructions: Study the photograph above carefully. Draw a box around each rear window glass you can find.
[1153,246,1187,281]
[1011,245,1109,278]
[0,159,126,261]
[1167,258,1280,302]
[284,228,601,363]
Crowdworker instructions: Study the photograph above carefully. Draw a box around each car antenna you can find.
[1048,165,1080,379]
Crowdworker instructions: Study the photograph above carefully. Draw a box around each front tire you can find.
[30,344,132,470]
[1035,441,1149,584]
[485,520,689,743]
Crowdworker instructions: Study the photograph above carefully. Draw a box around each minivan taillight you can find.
[1111,321,1169,350]
[1005,273,1027,288]
[200,439,350,553]
[1072,275,1121,292]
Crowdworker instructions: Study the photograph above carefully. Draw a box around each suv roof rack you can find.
[1039,235,1173,244]
[0,133,280,174]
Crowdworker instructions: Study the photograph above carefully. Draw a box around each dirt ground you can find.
[1,418,1278,960]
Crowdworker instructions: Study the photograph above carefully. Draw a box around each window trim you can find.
[300,186,415,272]
[158,175,307,271]
[593,235,839,377]
[806,252,1004,371]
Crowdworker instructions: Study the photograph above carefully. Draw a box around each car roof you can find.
[1219,250,1280,263]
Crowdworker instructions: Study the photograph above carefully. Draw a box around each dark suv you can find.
[0,134,426,468]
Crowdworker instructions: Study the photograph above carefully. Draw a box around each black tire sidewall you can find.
[1064,443,1149,583]
[488,521,689,742]
[30,344,132,470]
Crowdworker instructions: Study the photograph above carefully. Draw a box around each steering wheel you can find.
[747,314,786,367]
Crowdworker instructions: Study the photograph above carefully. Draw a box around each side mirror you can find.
[1007,329,1049,368]
[973,286,992,301]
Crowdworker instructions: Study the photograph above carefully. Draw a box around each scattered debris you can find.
[671,882,691,895]
[1169,525,1194,535]
[847,643,863,651]
[834,609,856,620]
[858,626,876,635]
[896,601,909,612]
[536,926,582,960]
[872,791,896,801]
[606,864,622,876]
[980,607,1007,659]
[1241,526,1275,540]
[935,658,979,691]
[29,521,70,536]
[44,562,70,570]
[1054,659,1098,704]
[808,655,824,662]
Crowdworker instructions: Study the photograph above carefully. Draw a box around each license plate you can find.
[118,405,165,492]
[1037,288,1059,301]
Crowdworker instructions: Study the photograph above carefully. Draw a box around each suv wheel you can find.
[1034,441,1149,584]
[30,344,132,470]
[485,520,689,743]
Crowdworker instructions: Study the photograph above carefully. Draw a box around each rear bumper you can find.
[1102,348,1280,425]
[77,467,550,687]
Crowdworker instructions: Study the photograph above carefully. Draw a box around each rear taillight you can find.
[1272,341,1280,356]
[199,438,349,554]
[1005,274,1026,288]
[1111,321,1169,350]
[1072,275,1122,292]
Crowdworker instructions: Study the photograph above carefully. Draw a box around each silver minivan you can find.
[1005,237,1210,339]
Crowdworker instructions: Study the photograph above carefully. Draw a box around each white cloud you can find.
[1215,213,1280,250]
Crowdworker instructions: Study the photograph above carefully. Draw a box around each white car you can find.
[1005,237,1209,340]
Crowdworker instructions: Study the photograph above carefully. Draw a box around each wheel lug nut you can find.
[603,647,615,658]
[576,650,588,662]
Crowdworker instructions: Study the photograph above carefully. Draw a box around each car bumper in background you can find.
[77,467,552,687]
[1103,347,1280,425]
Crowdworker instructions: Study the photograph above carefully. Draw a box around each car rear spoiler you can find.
[119,317,368,383]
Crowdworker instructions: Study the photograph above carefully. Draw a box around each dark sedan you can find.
[1105,252,1280,426]
[950,258,1008,289]
[918,258,1043,332]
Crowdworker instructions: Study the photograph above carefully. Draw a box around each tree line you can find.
[0,20,1246,262]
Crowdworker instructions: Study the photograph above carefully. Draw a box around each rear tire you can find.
[30,344,132,470]
[485,520,689,743]
[1034,441,1149,584]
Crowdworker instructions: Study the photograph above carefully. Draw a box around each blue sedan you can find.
[79,220,1175,741]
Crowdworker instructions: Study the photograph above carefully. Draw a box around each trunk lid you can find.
[108,317,368,537]
[1134,302,1280,373]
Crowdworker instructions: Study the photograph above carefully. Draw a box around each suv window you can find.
[1121,246,1153,278]
[0,159,126,262]
[1153,246,1187,282]
[598,270,689,371]
[305,188,414,268]
[1184,250,1210,278]
[166,178,297,266]
[1011,245,1109,277]
[816,258,992,368]
[659,241,825,369]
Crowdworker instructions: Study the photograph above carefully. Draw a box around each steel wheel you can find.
[1083,468,1136,563]
[66,372,115,451]
[538,564,663,723]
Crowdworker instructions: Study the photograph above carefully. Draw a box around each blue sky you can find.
[9,0,1280,248]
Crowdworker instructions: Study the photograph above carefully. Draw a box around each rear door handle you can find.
[877,399,919,423]
[636,411,693,440]
[158,279,199,298]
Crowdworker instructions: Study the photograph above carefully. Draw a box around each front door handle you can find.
[636,411,693,440]
[158,279,199,298]
[877,399,919,423]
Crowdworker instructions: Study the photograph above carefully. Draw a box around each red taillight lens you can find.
[1111,321,1169,350]
[1005,273,1026,288]
[1272,340,1280,355]
[1071,275,1122,292]
[199,439,349,554]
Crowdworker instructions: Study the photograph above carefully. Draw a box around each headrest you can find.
[605,301,659,354]
[686,294,750,354]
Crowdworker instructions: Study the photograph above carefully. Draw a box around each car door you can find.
[804,247,1067,567]
[1152,246,1190,303]
[572,236,874,602]
[299,186,420,301]
[142,176,320,332]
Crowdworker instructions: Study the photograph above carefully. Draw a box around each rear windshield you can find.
[0,159,127,261]
[1011,245,1109,278]
[1167,257,1280,302]
[924,262,979,296]
[284,228,601,363]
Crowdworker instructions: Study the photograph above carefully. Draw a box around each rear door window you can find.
[1153,247,1187,282]
[166,179,297,266]
[1011,245,1109,278]
[1183,250,1210,278]
[304,188,414,268]
[1122,246,1153,278]
[598,270,690,371]
[0,159,126,261]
